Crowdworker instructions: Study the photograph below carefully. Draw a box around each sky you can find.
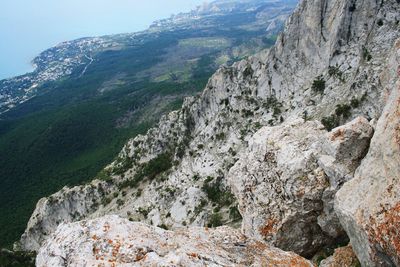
[0,0,206,80]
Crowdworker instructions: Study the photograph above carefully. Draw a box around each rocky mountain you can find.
[12,0,400,266]
[0,0,294,115]
[0,0,297,249]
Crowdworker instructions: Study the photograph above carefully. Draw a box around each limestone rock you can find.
[335,39,400,267]
[319,245,360,267]
[19,180,114,252]
[317,117,374,238]
[321,116,374,175]
[228,118,329,257]
[36,215,313,267]
[20,0,400,256]
[228,116,375,257]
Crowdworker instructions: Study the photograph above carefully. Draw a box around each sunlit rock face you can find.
[335,38,400,267]
[36,215,314,267]
[228,116,374,257]
[228,119,329,257]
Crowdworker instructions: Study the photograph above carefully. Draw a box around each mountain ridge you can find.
[7,0,400,265]
[0,0,294,115]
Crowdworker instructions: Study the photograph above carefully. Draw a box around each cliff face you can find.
[335,39,400,267]
[20,0,400,265]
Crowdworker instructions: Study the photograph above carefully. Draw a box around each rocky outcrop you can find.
[335,39,400,267]
[36,215,313,267]
[19,0,400,264]
[228,116,374,257]
[317,116,374,239]
[228,119,329,257]
[18,181,114,252]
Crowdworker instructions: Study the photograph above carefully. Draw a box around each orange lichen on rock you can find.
[394,124,400,147]
[367,203,400,266]
[92,244,101,258]
[264,254,313,267]
[248,240,269,253]
[187,252,200,258]
[259,218,277,238]
[319,245,360,267]
[330,128,345,141]
[111,241,121,258]
[134,247,148,262]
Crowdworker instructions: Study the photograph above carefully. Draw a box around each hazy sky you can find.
[0,0,206,79]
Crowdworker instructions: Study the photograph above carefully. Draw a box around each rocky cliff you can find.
[20,0,400,266]
[335,38,400,267]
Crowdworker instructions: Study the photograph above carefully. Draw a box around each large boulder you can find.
[228,117,375,257]
[317,117,374,238]
[228,119,329,257]
[335,42,400,266]
[36,215,313,267]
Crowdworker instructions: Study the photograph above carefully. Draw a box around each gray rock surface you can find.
[317,116,374,238]
[19,181,114,252]
[335,38,400,267]
[228,118,329,257]
[19,0,400,264]
[227,116,374,257]
[36,215,314,267]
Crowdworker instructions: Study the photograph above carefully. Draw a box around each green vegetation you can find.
[0,250,35,267]
[179,37,231,49]
[158,223,169,230]
[193,199,208,220]
[137,207,152,219]
[350,98,360,108]
[0,31,219,248]
[302,110,309,121]
[229,206,242,221]
[118,152,173,189]
[0,45,209,248]
[328,66,344,82]
[321,96,366,131]
[320,103,352,131]
[243,65,254,78]
[112,156,134,176]
[202,176,235,207]
[192,174,200,181]
[363,47,372,61]
[96,169,112,182]
[215,132,226,141]
[312,76,326,93]
[321,115,339,131]
[207,212,223,227]
[335,104,352,119]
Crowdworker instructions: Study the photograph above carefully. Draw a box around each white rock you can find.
[36,215,314,267]
[317,116,374,238]
[335,38,400,267]
[228,118,329,257]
